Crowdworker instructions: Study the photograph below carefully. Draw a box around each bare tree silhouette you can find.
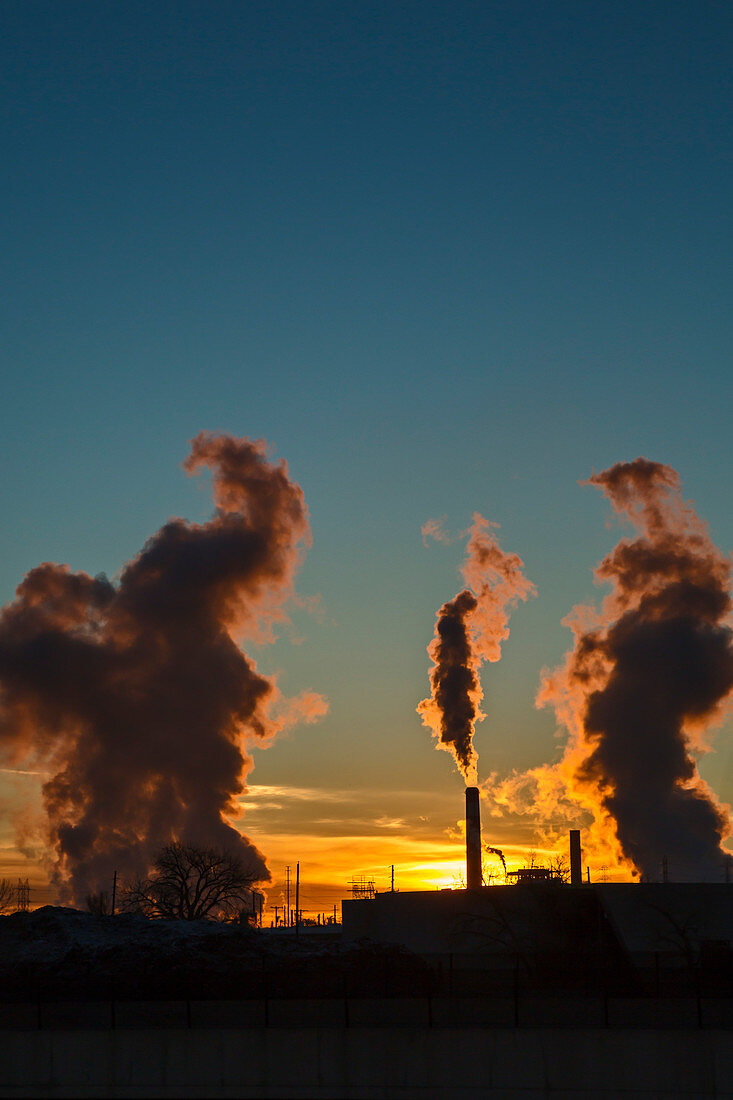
[548,853,570,883]
[644,898,702,973]
[448,892,534,972]
[0,878,15,914]
[121,842,263,921]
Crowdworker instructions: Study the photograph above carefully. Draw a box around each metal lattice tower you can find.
[16,878,30,912]
[349,876,375,900]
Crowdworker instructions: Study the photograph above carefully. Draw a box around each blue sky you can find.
[2,2,732,901]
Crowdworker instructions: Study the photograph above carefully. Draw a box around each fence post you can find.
[513,957,520,1027]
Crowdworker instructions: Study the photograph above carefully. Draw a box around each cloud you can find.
[421,517,451,547]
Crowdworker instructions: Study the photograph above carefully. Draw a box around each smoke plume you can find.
[486,845,507,879]
[418,514,535,783]
[488,458,733,881]
[0,433,327,903]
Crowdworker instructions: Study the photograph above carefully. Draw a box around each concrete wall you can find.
[3,995,733,1030]
[341,885,600,956]
[1,1025,733,1098]
[342,883,733,960]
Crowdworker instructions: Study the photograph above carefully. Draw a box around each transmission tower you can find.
[16,879,30,912]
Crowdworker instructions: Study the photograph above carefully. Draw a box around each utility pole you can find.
[295,862,300,939]
[111,870,117,917]
[391,865,394,892]
[286,866,290,927]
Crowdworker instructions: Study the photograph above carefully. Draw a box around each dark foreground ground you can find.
[2,904,733,1002]
[0,906,435,1001]
[1,909,732,1097]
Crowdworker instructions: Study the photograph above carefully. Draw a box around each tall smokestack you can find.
[569,829,582,886]
[466,786,482,890]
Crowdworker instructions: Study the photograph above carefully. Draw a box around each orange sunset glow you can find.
[1,773,631,917]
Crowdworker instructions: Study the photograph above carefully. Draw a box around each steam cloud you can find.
[0,433,327,903]
[418,514,535,783]
[488,458,733,882]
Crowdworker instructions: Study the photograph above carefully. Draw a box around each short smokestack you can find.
[569,829,582,886]
[466,786,482,890]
